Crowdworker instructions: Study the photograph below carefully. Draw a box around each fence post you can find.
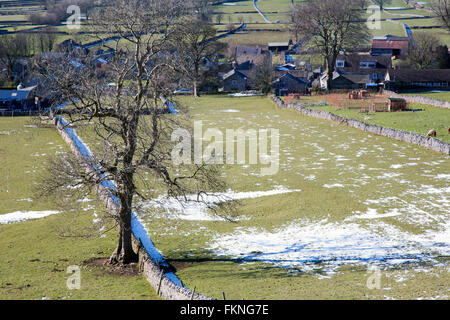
[156,271,164,296]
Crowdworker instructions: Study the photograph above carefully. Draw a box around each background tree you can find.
[32,27,58,53]
[408,31,440,69]
[35,0,231,266]
[0,33,32,84]
[291,0,370,90]
[435,45,450,68]
[171,18,223,97]
[372,0,392,10]
[430,0,450,31]
[226,22,235,33]
[254,61,274,95]
[216,13,223,25]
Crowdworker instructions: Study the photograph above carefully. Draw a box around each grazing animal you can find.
[427,129,437,137]
[447,127,450,135]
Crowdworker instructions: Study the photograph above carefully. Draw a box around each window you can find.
[336,60,345,68]
[360,62,376,68]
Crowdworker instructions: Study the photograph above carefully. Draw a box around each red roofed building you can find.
[371,35,409,58]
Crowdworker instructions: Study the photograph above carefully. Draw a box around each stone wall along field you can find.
[271,95,450,155]
[383,90,450,109]
[53,117,214,300]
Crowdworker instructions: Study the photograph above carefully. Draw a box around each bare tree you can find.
[216,13,223,25]
[35,0,232,266]
[430,0,450,31]
[34,27,58,53]
[170,18,223,97]
[0,33,31,83]
[291,0,370,90]
[408,31,441,69]
[254,61,274,95]
[371,0,392,10]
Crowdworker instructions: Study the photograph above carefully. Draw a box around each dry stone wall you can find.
[271,95,450,155]
[383,90,450,109]
[53,117,215,300]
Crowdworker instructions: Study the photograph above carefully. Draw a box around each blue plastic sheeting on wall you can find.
[56,115,184,288]
[54,101,71,111]
[131,213,183,287]
[167,100,179,114]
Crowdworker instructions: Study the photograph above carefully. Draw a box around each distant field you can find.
[405,91,450,102]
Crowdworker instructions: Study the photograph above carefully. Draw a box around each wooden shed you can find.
[388,97,407,112]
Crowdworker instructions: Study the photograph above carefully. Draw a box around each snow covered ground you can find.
[0,210,60,224]
[141,187,301,221]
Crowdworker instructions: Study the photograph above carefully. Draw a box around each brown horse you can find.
[428,129,437,137]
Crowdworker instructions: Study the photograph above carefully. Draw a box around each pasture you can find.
[75,95,449,299]
[405,91,450,103]
[0,117,159,299]
[299,93,450,143]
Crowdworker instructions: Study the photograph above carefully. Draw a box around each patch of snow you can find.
[323,184,344,188]
[142,187,301,221]
[0,210,60,224]
[209,218,450,273]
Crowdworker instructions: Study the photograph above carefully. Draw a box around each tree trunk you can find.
[109,206,138,265]
[193,80,199,98]
[109,172,138,265]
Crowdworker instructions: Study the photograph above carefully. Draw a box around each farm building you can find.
[268,42,291,53]
[385,69,450,90]
[0,85,37,110]
[371,35,409,57]
[320,71,370,90]
[388,97,407,112]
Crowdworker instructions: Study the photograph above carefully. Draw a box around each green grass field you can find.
[72,95,450,300]
[0,117,159,300]
[405,91,450,103]
[300,93,450,143]
[2,96,449,300]
[141,95,450,299]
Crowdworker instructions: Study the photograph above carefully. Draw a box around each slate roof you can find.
[386,69,450,82]
[336,53,392,72]
[221,69,247,81]
[0,86,37,102]
[235,46,272,66]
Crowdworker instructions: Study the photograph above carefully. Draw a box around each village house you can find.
[272,70,309,95]
[371,35,409,58]
[221,69,248,92]
[221,46,273,92]
[335,52,392,84]
[385,69,450,91]
[320,71,370,90]
[319,52,392,90]
[234,46,272,69]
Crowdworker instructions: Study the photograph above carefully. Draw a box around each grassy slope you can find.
[0,117,159,300]
[141,95,449,300]
[56,95,449,299]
